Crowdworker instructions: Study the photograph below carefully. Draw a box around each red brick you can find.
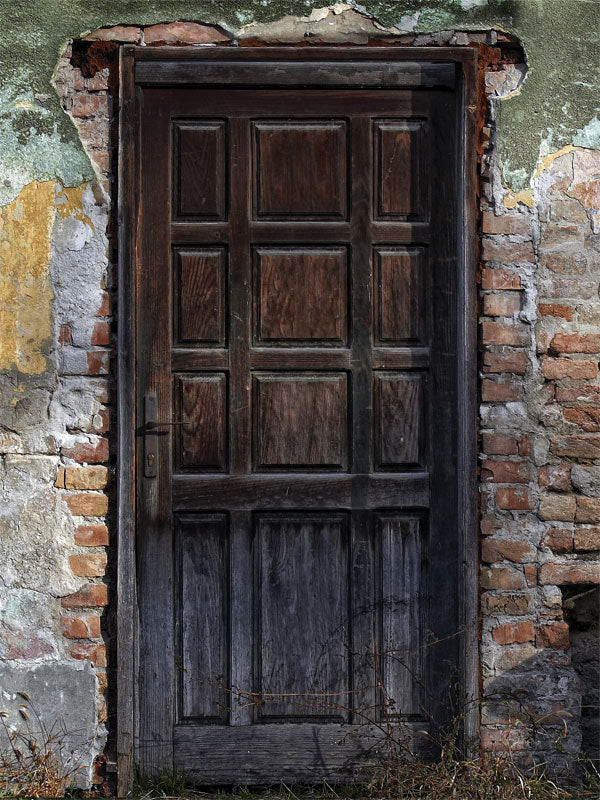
[539,464,572,492]
[91,321,110,346]
[86,351,110,375]
[481,538,535,564]
[524,564,537,587]
[481,269,522,290]
[542,528,573,553]
[574,527,600,551]
[495,487,532,510]
[539,494,576,522]
[143,22,230,44]
[482,433,517,455]
[75,524,109,547]
[482,212,531,236]
[539,562,600,585]
[481,566,526,590]
[96,292,111,316]
[483,293,521,317]
[69,553,107,578]
[563,407,600,431]
[64,466,107,490]
[536,622,569,650]
[576,497,600,523]
[542,358,598,380]
[481,459,531,484]
[482,351,528,374]
[550,333,600,354]
[482,238,535,264]
[96,671,108,693]
[482,380,519,402]
[494,645,539,672]
[64,492,108,517]
[492,621,535,645]
[518,435,532,456]
[482,592,533,615]
[61,438,109,463]
[71,93,109,119]
[538,303,575,321]
[481,320,529,346]
[59,324,72,345]
[85,25,141,42]
[550,436,600,460]
[539,250,587,274]
[556,385,600,403]
[89,149,110,174]
[61,614,101,639]
[70,643,107,667]
[481,514,503,536]
[61,583,107,608]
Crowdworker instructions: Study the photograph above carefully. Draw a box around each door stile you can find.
[136,92,175,773]
[349,115,376,724]
[228,117,254,727]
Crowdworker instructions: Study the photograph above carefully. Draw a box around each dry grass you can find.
[0,694,76,798]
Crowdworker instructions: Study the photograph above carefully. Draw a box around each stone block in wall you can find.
[0,661,102,788]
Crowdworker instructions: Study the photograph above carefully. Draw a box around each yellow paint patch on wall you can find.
[533,145,581,180]
[504,189,534,209]
[0,180,55,374]
[55,185,94,232]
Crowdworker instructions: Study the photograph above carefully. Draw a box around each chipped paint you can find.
[504,189,534,210]
[55,185,94,232]
[0,180,55,374]
[533,146,581,181]
[0,1,597,202]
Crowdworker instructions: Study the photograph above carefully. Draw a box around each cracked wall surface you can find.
[0,3,599,792]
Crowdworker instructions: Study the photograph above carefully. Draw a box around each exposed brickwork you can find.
[478,61,599,769]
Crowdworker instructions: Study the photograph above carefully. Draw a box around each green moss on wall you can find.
[0,0,598,203]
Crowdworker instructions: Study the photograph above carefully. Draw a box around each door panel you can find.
[135,58,460,783]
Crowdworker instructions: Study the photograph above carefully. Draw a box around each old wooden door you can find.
[131,49,466,784]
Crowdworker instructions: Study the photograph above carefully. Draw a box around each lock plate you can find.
[144,393,158,478]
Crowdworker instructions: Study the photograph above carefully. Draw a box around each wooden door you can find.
[133,51,462,784]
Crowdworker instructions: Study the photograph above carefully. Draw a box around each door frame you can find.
[117,45,479,795]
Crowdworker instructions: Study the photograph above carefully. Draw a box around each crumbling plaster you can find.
[0,0,598,205]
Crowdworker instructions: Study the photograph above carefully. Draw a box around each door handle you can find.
[144,420,188,430]
[143,394,189,478]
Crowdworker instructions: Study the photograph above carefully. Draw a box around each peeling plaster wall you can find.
[0,0,598,204]
[0,1,599,792]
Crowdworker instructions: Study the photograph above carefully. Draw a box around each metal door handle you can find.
[144,420,188,430]
[143,393,188,477]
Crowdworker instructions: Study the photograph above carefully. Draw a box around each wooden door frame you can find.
[117,44,478,796]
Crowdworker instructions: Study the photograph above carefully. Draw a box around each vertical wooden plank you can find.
[229,117,251,476]
[457,52,480,753]
[229,511,252,726]
[136,87,174,775]
[117,45,136,798]
[378,515,423,718]
[350,115,373,477]
[177,515,229,722]
[349,116,375,727]
[424,87,460,726]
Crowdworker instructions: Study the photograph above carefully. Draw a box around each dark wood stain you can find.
[174,121,227,219]
[255,247,347,344]
[177,374,228,470]
[176,248,226,345]
[254,122,348,219]
[126,49,472,785]
[255,373,348,469]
